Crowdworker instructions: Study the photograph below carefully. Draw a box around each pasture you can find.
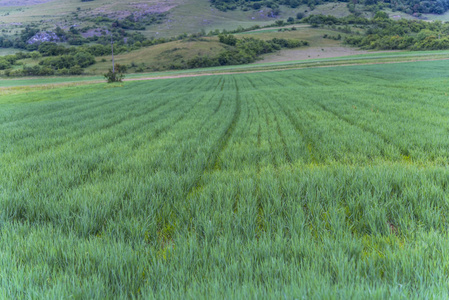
[1,60,449,298]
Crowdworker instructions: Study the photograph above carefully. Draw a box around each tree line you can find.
[341,13,449,50]
[168,35,308,70]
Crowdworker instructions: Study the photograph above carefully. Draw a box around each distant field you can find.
[0,76,103,89]
[237,25,347,47]
[1,60,449,297]
[2,50,449,88]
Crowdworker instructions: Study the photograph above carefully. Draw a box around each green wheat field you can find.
[1,60,449,298]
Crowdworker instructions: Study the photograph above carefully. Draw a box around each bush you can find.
[38,42,68,56]
[218,34,237,46]
[74,52,95,68]
[104,64,127,83]
[69,65,83,75]
[0,59,11,70]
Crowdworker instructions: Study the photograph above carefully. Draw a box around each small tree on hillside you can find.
[104,63,127,83]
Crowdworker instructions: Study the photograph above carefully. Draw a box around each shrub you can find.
[104,64,127,83]
[218,34,237,46]
[0,59,11,70]
[74,52,95,67]
[69,65,83,75]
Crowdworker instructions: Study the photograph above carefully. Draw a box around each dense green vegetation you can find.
[211,0,449,16]
[1,60,449,297]
[344,13,449,50]
[104,63,127,82]
[301,13,449,50]
[175,35,308,69]
[2,32,308,76]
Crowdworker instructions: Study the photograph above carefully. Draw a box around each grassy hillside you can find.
[0,0,302,38]
[1,59,449,297]
[88,38,228,73]
[8,25,346,75]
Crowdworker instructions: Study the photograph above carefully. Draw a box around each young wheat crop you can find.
[1,60,449,298]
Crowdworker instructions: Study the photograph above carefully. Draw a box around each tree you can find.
[74,52,95,67]
[0,59,11,70]
[30,51,42,60]
[374,11,389,20]
[218,34,237,46]
[104,63,127,83]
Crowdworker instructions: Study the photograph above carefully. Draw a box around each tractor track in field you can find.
[185,78,242,200]
[267,101,293,165]
[272,98,319,164]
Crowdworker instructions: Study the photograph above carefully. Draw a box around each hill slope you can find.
[0,0,306,38]
[1,0,446,42]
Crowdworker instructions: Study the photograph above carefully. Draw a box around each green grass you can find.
[236,25,347,47]
[1,59,449,298]
[0,76,104,89]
